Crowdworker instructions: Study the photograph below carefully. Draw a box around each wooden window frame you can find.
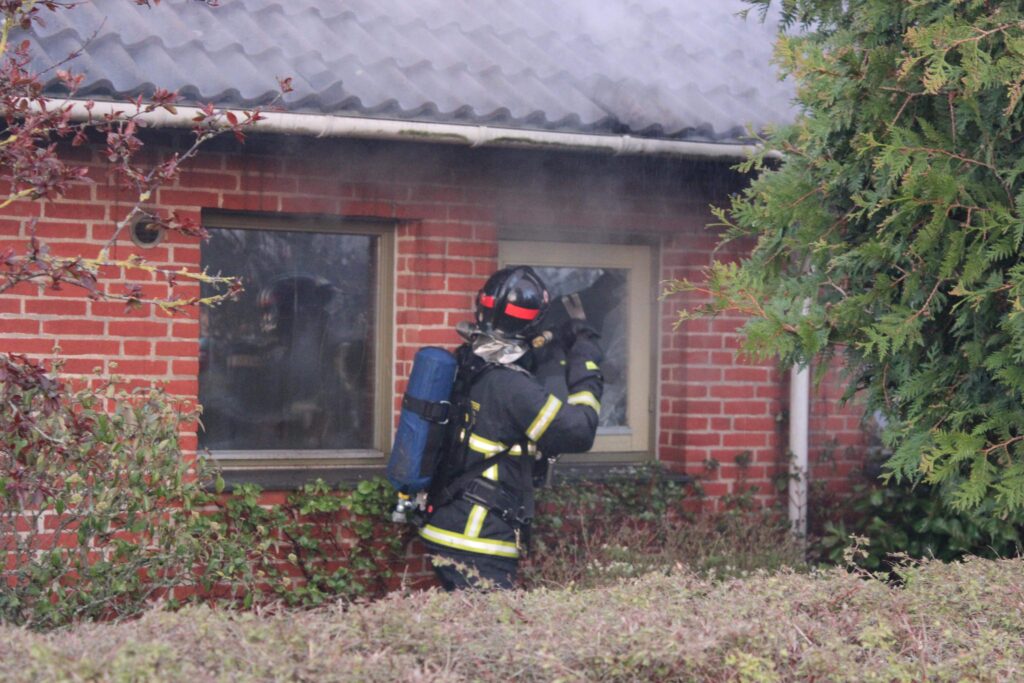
[499,240,654,462]
[199,211,394,472]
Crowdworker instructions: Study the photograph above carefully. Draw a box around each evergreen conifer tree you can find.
[669,0,1024,517]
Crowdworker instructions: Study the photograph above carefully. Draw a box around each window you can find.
[500,240,653,459]
[198,214,393,468]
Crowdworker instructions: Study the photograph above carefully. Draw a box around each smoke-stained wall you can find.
[0,132,870,573]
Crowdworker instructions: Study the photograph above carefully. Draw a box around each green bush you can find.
[4,556,1022,681]
[814,477,1023,571]
[522,465,806,589]
[198,477,408,607]
[0,353,217,629]
[0,353,408,628]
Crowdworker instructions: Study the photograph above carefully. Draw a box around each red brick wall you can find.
[0,133,869,572]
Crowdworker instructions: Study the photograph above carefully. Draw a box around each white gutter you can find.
[54,99,780,161]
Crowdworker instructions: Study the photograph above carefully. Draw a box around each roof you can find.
[21,0,796,144]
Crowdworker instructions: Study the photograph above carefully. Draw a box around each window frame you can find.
[199,211,395,471]
[499,239,654,461]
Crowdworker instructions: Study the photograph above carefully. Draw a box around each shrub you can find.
[3,556,1022,681]
[198,478,409,607]
[521,465,806,589]
[0,352,409,627]
[814,477,1023,571]
[0,353,216,629]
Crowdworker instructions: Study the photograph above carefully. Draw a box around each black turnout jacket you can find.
[420,334,603,560]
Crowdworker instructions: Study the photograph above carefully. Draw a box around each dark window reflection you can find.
[199,227,377,451]
[531,267,628,428]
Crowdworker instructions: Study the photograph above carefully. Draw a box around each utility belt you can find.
[434,452,535,531]
[455,476,532,529]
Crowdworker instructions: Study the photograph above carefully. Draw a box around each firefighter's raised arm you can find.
[506,332,604,454]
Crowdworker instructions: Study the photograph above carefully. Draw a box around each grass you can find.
[2,556,1022,681]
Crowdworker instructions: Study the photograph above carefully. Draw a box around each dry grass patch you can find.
[2,557,1022,682]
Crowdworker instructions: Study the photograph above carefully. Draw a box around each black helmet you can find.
[475,266,550,340]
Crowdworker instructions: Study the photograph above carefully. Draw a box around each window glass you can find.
[199,227,377,452]
[531,267,628,428]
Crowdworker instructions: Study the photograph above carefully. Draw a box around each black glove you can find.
[558,319,600,348]
[532,340,569,400]
[568,331,603,366]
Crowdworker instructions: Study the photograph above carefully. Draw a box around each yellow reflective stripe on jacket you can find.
[468,433,507,456]
[585,360,599,371]
[568,390,601,414]
[465,504,487,537]
[509,442,537,457]
[420,524,519,558]
[527,395,562,441]
[464,438,501,538]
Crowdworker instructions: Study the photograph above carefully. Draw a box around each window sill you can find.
[216,465,386,492]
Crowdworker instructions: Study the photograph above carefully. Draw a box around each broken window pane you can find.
[531,266,628,429]
[199,227,378,452]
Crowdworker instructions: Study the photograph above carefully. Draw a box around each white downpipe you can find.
[789,359,810,537]
[49,99,781,161]
[788,298,812,538]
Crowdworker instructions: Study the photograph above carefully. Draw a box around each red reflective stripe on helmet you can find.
[504,302,540,320]
[480,295,495,308]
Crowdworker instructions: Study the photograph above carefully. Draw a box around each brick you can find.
[124,340,152,355]
[43,202,106,220]
[724,401,771,416]
[685,432,721,446]
[711,385,756,399]
[41,319,105,336]
[447,241,497,258]
[342,198,393,218]
[733,417,779,432]
[684,400,723,415]
[0,318,39,334]
[723,433,768,448]
[408,328,461,345]
[90,300,144,318]
[406,257,474,275]
[401,239,447,256]
[158,189,221,207]
[58,358,104,374]
[172,359,199,375]
[178,170,239,191]
[108,321,171,338]
[396,310,446,325]
[172,321,199,338]
[5,200,41,217]
[55,339,122,356]
[162,379,198,397]
[25,299,88,316]
[446,276,487,292]
[724,367,770,382]
[404,292,472,310]
[32,221,90,240]
[409,184,464,203]
[413,220,471,239]
[112,359,168,376]
[219,192,280,212]
[156,340,198,356]
[397,274,446,291]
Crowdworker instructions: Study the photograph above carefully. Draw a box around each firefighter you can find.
[419,266,604,590]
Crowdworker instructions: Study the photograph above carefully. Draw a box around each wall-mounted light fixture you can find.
[130,217,164,248]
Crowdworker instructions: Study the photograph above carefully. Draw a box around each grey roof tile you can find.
[19,0,797,143]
